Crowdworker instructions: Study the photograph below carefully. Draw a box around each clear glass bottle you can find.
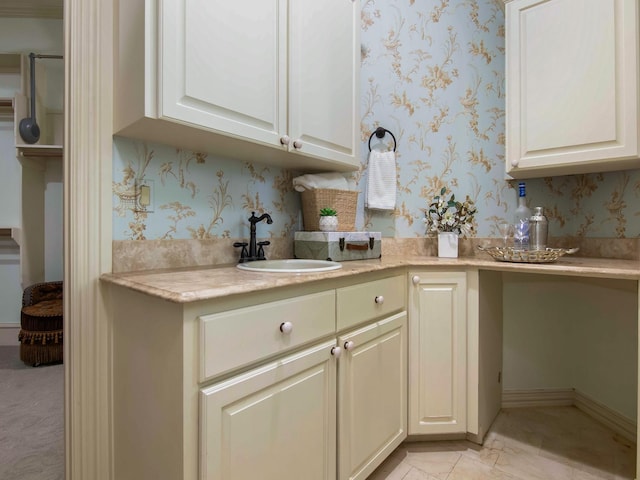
[513,182,532,250]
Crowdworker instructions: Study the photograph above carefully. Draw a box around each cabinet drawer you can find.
[200,290,335,382]
[336,275,405,330]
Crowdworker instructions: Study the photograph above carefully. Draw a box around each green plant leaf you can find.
[319,207,337,216]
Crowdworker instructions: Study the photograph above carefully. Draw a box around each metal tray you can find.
[478,246,579,264]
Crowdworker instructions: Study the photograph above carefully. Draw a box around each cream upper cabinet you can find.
[337,312,407,480]
[408,271,467,435]
[114,0,359,172]
[505,0,640,178]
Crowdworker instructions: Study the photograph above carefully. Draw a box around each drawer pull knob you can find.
[279,321,293,334]
[331,346,342,357]
[374,295,384,304]
[343,340,355,351]
[293,139,303,149]
[280,135,290,146]
[412,275,420,285]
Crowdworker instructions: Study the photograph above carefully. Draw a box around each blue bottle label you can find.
[518,182,526,198]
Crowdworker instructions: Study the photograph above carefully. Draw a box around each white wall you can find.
[0,118,22,331]
[0,17,63,336]
[571,277,638,419]
[44,158,63,281]
[503,273,638,420]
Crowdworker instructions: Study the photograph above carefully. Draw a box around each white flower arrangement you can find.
[424,187,477,237]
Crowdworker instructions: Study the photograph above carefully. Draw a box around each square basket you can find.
[300,189,358,231]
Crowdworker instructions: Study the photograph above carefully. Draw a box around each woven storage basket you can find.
[301,189,357,231]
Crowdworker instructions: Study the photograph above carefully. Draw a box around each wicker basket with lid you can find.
[300,188,357,231]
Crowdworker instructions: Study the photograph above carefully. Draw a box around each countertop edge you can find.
[100,256,640,303]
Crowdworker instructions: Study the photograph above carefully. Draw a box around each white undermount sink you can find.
[236,259,342,273]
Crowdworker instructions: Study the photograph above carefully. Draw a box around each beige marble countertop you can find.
[101,255,640,304]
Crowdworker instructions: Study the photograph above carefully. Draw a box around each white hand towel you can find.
[366,150,396,210]
[292,173,350,192]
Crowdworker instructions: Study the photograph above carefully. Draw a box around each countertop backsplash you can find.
[112,236,638,274]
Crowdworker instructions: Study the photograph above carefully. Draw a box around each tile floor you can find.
[367,407,636,480]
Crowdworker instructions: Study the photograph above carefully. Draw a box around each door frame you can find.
[64,0,113,478]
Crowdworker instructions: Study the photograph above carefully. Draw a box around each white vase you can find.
[319,216,339,232]
[437,232,459,258]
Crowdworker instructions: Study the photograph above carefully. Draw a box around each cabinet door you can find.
[160,0,286,147]
[288,0,359,168]
[408,272,466,435]
[506,0,639,178]
[200,340,337,480]
[337,312,407,480]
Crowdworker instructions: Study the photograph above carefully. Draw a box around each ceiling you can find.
[0,0,63,19]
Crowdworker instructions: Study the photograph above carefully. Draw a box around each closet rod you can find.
[31,54,63,60]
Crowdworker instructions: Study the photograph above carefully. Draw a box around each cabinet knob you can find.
[343,340,355,351]
[331,346,342,358]
[280,135,290,146]
[374,295,384,304]
[279,321,293,334]
[412,275,420,285]
[511,158,519,167]
[293,139,303,149]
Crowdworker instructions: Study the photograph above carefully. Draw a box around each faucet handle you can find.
[233,242,249,262]
[256,241,270,260]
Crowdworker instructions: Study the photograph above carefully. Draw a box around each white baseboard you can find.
[503,388,636,444]
[502,388,575,408]
[574,390,637,444]
[0,323,20,346]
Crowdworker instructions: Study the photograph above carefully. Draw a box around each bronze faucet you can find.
[234,212,273,262]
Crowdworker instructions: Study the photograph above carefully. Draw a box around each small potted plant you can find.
[319,207,339,232]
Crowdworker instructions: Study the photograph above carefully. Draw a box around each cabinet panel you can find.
[161,0,285,146]
[200,340,337,480]
[506,0,640,177]
[336,275,405,331]
[200,290,335,381]
[288,0,359,166]
[408,272,466,435]
[338,312,407,480]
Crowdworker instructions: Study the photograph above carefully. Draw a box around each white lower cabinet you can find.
[197,273,407,480]
[408,271,467,435]
[199,311,408,480]
[337,312,407,480]
[407,270,503,442]
[112,270,490,480]
[200,340,338,480]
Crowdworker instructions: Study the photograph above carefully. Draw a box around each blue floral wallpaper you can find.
[112,138,300,240]
[113,0,640,241]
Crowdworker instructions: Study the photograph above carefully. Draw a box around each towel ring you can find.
[368,127,397,152]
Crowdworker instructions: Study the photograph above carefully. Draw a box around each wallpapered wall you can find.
[113,0,640,241]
